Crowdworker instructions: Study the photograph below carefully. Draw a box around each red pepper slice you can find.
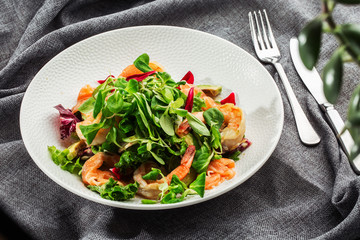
[177,71,195,90]
[220,92,236,105]
[97,75,115,84]
[182,71,194,84]
[184,87,195,112]
[110,168,121,180]
[126,70,156,82]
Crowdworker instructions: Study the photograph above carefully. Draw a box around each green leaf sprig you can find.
[298,0,360,159]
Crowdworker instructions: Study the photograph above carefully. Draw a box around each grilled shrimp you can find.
[205,158,236,190]
[75,112,110,146]
[133,145,196,199]
[215,103,245,152]
[165,145,196,183]
[82,152,121,186]
[176,104,245,152]
[133,161,162,200]
[179,84,245,151]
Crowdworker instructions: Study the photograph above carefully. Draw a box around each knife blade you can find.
[290,37,360,174]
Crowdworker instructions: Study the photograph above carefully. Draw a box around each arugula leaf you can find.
[80,121,109,144]
[159,174,204,204]
[192,144,213,173]
[101,105,114,118]
[106,91,123,113]
[106,127,124,147]
[92,75,114,97]
[186,112,210,136]
[204,108,224,150]
[79,123,102,145]
[142,168,162,180]
[203,108,224,129]
[159,113,175,136]
[160,174,187,204]
[125,79,139,94]
[210,126,222,150]
[114,77,128,89]
[78,97,95,114]
[161,88,174,103]
[170,98,184,109]
[151,95,167,111]
[134,53,153,72]
[173,108,188,117]
[93,90,104,118]
[88,178,139,201]
[166,139,188,156]
[150,151,165,165]
[189,172,206,197]
[168,174,187,194]
[161,191,183,204]
[157,71,173,84]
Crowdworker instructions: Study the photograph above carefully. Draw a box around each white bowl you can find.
[20,25,284,210]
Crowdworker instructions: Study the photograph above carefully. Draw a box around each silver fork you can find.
[249,10,320,145]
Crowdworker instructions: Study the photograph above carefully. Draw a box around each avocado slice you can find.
[182,133,200,149]
[196,85,222,97]
[67,140,86,160]
[182,168,198,186]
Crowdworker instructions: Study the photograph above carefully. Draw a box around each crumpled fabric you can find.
[1,0,360,239]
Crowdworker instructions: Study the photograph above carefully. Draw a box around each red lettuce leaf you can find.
[126,70,156,82]
[54,104,80,139]
[220,92,236,105]
[184,87,195,112]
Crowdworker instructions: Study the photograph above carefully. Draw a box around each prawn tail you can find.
[166,145,196,183]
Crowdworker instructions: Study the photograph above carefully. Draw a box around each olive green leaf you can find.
[322,48,344,104]
[298,18,323,69]
[340,24,360,59]
[347,85,360,144]
[335,0,360,4]
[348,112,360,126]
[350,144,360,161]
[348,85,360,117]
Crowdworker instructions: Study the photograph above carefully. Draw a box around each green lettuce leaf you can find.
[48,146,83,175]
[88,178,139,201]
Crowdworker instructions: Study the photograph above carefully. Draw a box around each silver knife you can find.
[290,37,360,174]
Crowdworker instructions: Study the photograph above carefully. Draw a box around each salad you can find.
[48,54,250,204]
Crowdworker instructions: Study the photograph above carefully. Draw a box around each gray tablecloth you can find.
[1,0,360,239]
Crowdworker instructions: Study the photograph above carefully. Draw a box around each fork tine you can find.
[248,12,260,52]
[258,10,271,49]
[253,11,265,50]
[262,9,278,49]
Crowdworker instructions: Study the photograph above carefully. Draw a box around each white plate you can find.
[20,25,284,210]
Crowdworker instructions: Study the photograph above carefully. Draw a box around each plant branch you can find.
[321,0,360,67]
